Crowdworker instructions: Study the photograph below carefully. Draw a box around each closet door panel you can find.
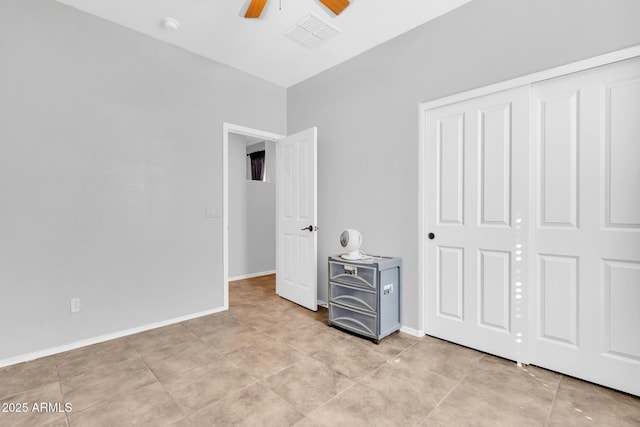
[425,86,529,362]
[531,56,640,396]
[423,54,640,396]
[438,114,466,225]
[536,91,579,229]
[603,78,640,228]
[478,104,512,227]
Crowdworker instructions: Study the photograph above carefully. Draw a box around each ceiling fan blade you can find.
[244,0,268,18]
[319,0,350,15]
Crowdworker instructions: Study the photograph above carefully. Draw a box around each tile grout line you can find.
[75,352,162,415]
[135,348,194,424]
[53,357,72,427]
[243,323,361,418]
[178,297,333,419]
[544,374,563,426]
[132,328,266,424]
[417,353,487,426]
[181,337,303,419]
[301,334,427,420]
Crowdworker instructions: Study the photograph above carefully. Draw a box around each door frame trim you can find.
[222,123,284,309]
[418,44,640,337]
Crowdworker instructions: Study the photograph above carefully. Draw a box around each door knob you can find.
[428,232,435,240]
[301,225,314,232]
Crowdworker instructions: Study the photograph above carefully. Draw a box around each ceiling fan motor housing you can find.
[244,0,350,19]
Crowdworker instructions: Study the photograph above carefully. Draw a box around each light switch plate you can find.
[205,207,218,218]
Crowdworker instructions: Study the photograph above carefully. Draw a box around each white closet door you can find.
[531,57,640,396]
[425,87,530,362]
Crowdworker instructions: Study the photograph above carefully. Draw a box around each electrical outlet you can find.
[383,283,393,295]
[70,298,80,313]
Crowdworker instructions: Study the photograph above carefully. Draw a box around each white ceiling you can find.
[56,0,472,87]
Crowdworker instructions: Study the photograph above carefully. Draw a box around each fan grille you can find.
[283,14,341,49]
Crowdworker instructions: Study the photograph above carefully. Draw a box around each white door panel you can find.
[276,127,318,311]
[531,57,640,396]
[425,87,530,362]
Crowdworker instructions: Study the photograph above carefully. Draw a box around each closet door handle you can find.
[301,225,313,232]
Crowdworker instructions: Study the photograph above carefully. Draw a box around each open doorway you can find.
[222,123,284,309]
[223,123,319,311]
[228,133,276,279]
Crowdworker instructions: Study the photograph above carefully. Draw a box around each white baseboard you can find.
[317,300,328,308]
[229,270,276,281]
[0,306,227,369]
[400,325,425,337]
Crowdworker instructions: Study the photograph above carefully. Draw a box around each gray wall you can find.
[287,0,640,330]
[229,135,276,278]
[0,0,285,361]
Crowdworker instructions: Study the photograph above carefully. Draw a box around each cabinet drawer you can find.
[329,303,377,338]
[329,262,376,289]
[330,282,377,312]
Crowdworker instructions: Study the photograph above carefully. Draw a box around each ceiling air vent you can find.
[283,14,341,49]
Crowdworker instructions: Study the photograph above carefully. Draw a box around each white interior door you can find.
[425,87,529,362]
[530,57,640,396]
[276,127,318,311]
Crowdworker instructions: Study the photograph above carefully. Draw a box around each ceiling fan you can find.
[244,0,350,19]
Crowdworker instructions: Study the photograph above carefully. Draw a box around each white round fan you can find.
[339,229,363,260]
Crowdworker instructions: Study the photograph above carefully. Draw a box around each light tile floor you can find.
[1,275,639,426]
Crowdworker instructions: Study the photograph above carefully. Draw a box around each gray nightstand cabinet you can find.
[328,256,401,343]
